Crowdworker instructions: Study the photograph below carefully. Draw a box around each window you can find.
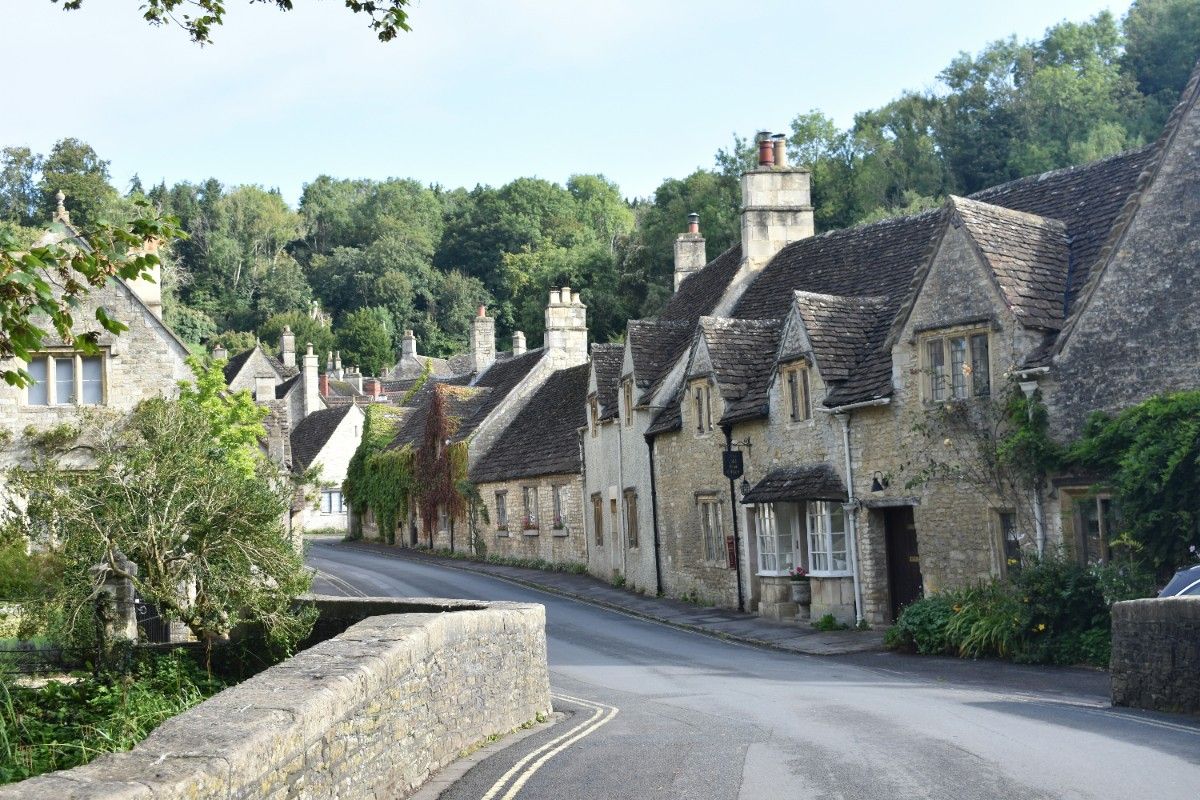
[552,485,566,529]
[1078,495,1118,565]
[698,496,726,564]
[692,381,712,435]
[321,489,344,515]
[807,501,849,575]
[925,331,990,401]
[784,364,811,421]
[522,486,539,530]
[591,493,604,545]
[437,505,449,532]
[623,380,634,427]
[998,511,1022,574]
[25,353,105,407]
[589,396,600,436]
[624,489,638,548]
[495,491,508,530]
[755,504,795,575]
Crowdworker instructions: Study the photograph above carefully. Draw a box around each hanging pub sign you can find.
[722,450,744,481]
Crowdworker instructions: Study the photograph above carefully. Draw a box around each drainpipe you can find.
[617,406,627,578]
[578,427,589,563]
[646,434,664,596]
[1019,379,1047,557]
[723,424,745,613]
[835,412,866,626]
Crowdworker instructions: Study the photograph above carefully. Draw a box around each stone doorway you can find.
[884,506,922,621]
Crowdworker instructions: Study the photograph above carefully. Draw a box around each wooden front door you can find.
[884,507,922,621]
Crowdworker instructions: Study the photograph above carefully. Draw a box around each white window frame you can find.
[522,485,539,530]
[806,501,850,577]
[495,491,508,531]
[755,504,797,576]
[922,330,991,402]
[552,485,566,530]
[24,351,107,407]
[320,489,344,515]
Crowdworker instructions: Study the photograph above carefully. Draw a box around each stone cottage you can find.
[290,403,365,532]
[0,195,193,472]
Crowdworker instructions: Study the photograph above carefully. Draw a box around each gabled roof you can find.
[390,353,455,381]
[387,382,494,450]
[290,404,353,472]
[790,292,888,382]
[627,319,693,398]
[470,363,590,483]
[949,197,1070,330]
[590,343,624,421]
[658,243,743,321]
[222,345,297,385]
[740,465,846,504]
[467,347,546,428]
[691,318,782,425]
[275,373,301,399]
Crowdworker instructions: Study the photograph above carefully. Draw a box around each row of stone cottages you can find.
[351,61,1200,626]
[0,195,369,542]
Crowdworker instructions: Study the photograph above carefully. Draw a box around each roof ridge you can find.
[969,144,1156,201]
[949,195,1068,230]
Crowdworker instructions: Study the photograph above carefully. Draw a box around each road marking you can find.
[479,693,619,800]
[312,567,368,598]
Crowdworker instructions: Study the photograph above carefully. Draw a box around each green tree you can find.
[1122,0,1200,127]
[258,311,334,364]
[37,138,118,229]
[54,0,413,44]
[0,146,42,226]
[336,306,394,375]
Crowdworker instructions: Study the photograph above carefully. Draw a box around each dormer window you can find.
[589,395,600,436]
[622,379,634,427]
[691,380,712,435]
[783,363,811,421]
[923,330,991,401]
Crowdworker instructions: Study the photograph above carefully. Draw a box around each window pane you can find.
[950,337,968,399]
[321,491,333,514]
[695,388,704,432]
[787,372,798,419]
[55,357,74,405]
[801,370,811,420]
[81,357,103,405]
[927,340,946,401]
[830,532,848,572]
[27,357,48,405]
[970,334,990,397]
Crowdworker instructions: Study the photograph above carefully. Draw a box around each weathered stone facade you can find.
[477,473,587,564]
[3,595,552,800]
[1110,597,1200,714]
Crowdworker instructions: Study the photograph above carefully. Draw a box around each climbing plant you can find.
[414,386,469,540]
[343,404,408,543]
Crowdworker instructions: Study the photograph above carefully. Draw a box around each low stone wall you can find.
[4,595,552,799]
[1110,596,1200,714]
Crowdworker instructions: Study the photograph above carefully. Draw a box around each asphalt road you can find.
[307,538,1200,800]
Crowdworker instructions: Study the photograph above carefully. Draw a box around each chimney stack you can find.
[326,350,334,374]
[544,287,588,368]
[470,305,496,374]
[125,232,163,319]
[333,351,343,378]
[280,325,296,368]
[401,329,418,359]
[512,331,526,356]
[212,343,228,363]
[303,343,322,417]
[674,212,707,291]
[741,129,813,273]
[365,377,383,399]
[346,367,362,395]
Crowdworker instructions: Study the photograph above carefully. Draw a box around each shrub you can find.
[887,594,956,654]
[942,583,1023,659]
[812,613,850,632]
[0,544,62,604]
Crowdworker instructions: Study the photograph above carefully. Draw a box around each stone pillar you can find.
[544,287,588,368]
[303,343,322,417]
[212,343,228,362]
[470,306,496,374]
[401,329,418,359]
[89,551,138,643]
[512,331,526,356]
[741,131,814,273]
[280,325,296,368]
[674,212,707,290]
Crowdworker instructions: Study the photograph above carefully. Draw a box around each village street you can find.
[308,539,1200,800]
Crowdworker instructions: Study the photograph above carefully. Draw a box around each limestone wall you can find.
[478,473,587,565]
[1110,597,1200,715]
[4,595,552,800]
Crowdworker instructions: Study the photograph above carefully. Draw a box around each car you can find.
[1158,564,1200,597]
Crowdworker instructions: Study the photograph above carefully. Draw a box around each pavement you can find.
[308,537,1200,800]
[334,538,886,655]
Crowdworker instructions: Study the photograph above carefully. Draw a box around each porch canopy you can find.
[740,464,847,505]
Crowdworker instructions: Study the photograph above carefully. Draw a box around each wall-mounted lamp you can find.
[740,478,751,498]
[870,471,889,493]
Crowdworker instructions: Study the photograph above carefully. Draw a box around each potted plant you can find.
[788,565,811,605]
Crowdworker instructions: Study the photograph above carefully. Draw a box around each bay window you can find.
[807,501,849,575]
[755,504,795,576]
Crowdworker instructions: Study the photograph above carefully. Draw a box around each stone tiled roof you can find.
[740,465,847,504]
[387,382,494,450]
[691,318,783,425]
[646,387,683,436]
[470,363,590,483]
[468,348,546,430]
[627,319,693,402]
[658,243,743,321]
[950,197,1070,330]
[590,343,624,421]
[389,353,455,381]
[222,348,254,384]
[290,405,352,472]
[791,292,888,382]
[275,374,301,399]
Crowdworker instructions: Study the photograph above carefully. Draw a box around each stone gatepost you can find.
[89,551,139,642]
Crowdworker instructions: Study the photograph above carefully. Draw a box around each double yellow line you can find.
[480,693,619,800]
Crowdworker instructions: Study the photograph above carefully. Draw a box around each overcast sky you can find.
[1,0,1132,204]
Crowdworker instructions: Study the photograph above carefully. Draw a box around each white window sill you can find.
[808,571,853,579]
[756,571,791,578]
[496,530,510,538]
[523,529,540,537]
[551,529,568,537]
